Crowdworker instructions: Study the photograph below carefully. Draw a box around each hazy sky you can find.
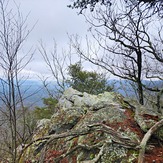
[10,0,89,80]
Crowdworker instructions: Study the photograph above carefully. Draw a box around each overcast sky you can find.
[11,0,90,80]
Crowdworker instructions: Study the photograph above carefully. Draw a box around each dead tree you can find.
[38,40,80,98]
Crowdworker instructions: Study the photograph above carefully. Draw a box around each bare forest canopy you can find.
[68,0,163,16]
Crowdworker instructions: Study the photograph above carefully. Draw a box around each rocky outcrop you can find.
[20,88,163,163]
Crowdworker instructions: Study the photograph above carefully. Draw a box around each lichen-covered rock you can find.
[33,118,51,140]
[49,108,82,134]
[133,102,163,140]
[21,88,163,163]
[58,88,125,111]
[101,144,138,163]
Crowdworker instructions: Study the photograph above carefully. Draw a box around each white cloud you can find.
[11,0,90,80]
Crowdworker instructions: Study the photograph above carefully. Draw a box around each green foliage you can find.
[33,97,58,120]
[67,62,113,95]
[43,97,58,110]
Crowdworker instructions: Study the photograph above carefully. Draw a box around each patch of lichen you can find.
[69,131,105,161]
[77,131,103,147]
[25,120,51,161]
[127,149,139,163]
[155,126,163,141]
[77,149,100,162]
[19,143,41,163]
[114,93,125,103]
[101,144,138,163]
[50,109,67,124]
[101,144,128,163]
[51,108,82,126]
[33,126,49,140]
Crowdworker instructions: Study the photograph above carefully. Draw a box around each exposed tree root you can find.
[18,129,91,162]
[138,119,163,163]
[53,122,139,162]
[53,142,104,162]
[18,120,163,163]
[88,122,139,148]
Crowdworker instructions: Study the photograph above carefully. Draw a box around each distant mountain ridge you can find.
[0,79,162,107]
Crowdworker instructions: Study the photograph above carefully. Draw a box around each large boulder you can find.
[21,88,163,163]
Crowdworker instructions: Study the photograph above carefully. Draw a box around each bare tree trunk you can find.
[0,0,33,162]
[137,80,144,105]
[157,89,163,113]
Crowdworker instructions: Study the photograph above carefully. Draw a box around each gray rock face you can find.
[134,103,163,140]
[23,88,163,163]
